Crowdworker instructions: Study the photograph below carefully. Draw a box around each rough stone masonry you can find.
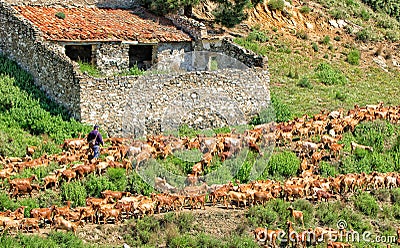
[0,0,271,137]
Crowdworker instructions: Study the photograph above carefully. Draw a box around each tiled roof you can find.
[13,6,192,43]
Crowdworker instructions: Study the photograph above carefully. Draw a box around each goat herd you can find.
[0,103,399,247]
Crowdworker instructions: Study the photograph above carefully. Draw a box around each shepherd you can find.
[87,124,104,160]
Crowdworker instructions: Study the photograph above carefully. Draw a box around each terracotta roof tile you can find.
[13,6,192,43]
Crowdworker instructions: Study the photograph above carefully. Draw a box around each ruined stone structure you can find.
[0,0,270,137]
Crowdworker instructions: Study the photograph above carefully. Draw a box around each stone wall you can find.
[0,2,81,119]
[91,42,192,75]
[156,42,193,70]
[1,0,271,137]
[166,14,207,40]
[79,69,270,137]
[198,37,268,68]
[2,0,137,8]
[95,42,129,75]
[165,14,267,69]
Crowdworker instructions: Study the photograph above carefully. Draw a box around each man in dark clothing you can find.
[87,124,104,160]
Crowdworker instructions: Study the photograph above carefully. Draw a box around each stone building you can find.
[13,5,193,75]
[0,0,270,137]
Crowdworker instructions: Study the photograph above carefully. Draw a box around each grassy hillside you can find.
[232,0,400,117]
[0,56,92,157]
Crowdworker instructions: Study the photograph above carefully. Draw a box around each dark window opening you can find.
[65,45,93,63]
[129,45,153,70]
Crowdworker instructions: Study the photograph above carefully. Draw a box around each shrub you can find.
[299,5,311,14]
[48,231,89,247]
[334,36,341,41]
[124,216,161,246]
[139,0,199,16]
[315,202,341,228]
[335,91,347,101]
[250,94,293,125]
[353,120,394,153]
[267,151,300,178]
[55,12,66,19]
[391,188,400,203]
[125,64,145,76]
[229,235,260,248]
[296,30,309,40]
[319,161,337,177]
[288,67,299,79]
[392,204,400,219]
[247,205,279,227]
[267,0,285,11]
[359,8,370,21]
[373,189,391,202]
[353,192,379,217]
[0,192,18,212]
[84,174,116,198]
[106,168,127,192]
[297,77,312,89]
[236,150,258,183]
[329,9,347,19]
[177,124,199,138]
[17,198,39,218]
[247,30,269,43]
[347,49,361,65]
[267,199,291,227]
[126,172,154,196]
[321,35,330,45]
[292,199,314,225]
[385,30,400,42]
[340,208,371,233]
[38,190,63,208]
[312,42,319,52]
[212,0,249,28]
[60,181,87,207]
[271,94,293,123]
[164,212,194,233]
[315,63,347,86]
[77,61,101,77]
[356,28,373,42]
[171,233,220,248]
[377,16,397,29]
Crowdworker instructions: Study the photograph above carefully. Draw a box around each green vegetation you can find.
[123,213,259,247]
[251,94,293,124]
[361,0,400,22]
[321,35,330,45]
[0,232,102,248]
[312,42,319,52]
[0,56,91,157]
[296,29,309,40]
[77,61,102,77]
[347,49,361,65]
[297,77,312,89]
[299,5,311,14]
[55,12,66,19]
[263,150,300,179]
[353,192,379,217]
[60,181,87,208]
[315,62,348,86]
[212,0,250,28]
[267,0,285,11]
[138,0,260,28]
[138,0,199,15]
